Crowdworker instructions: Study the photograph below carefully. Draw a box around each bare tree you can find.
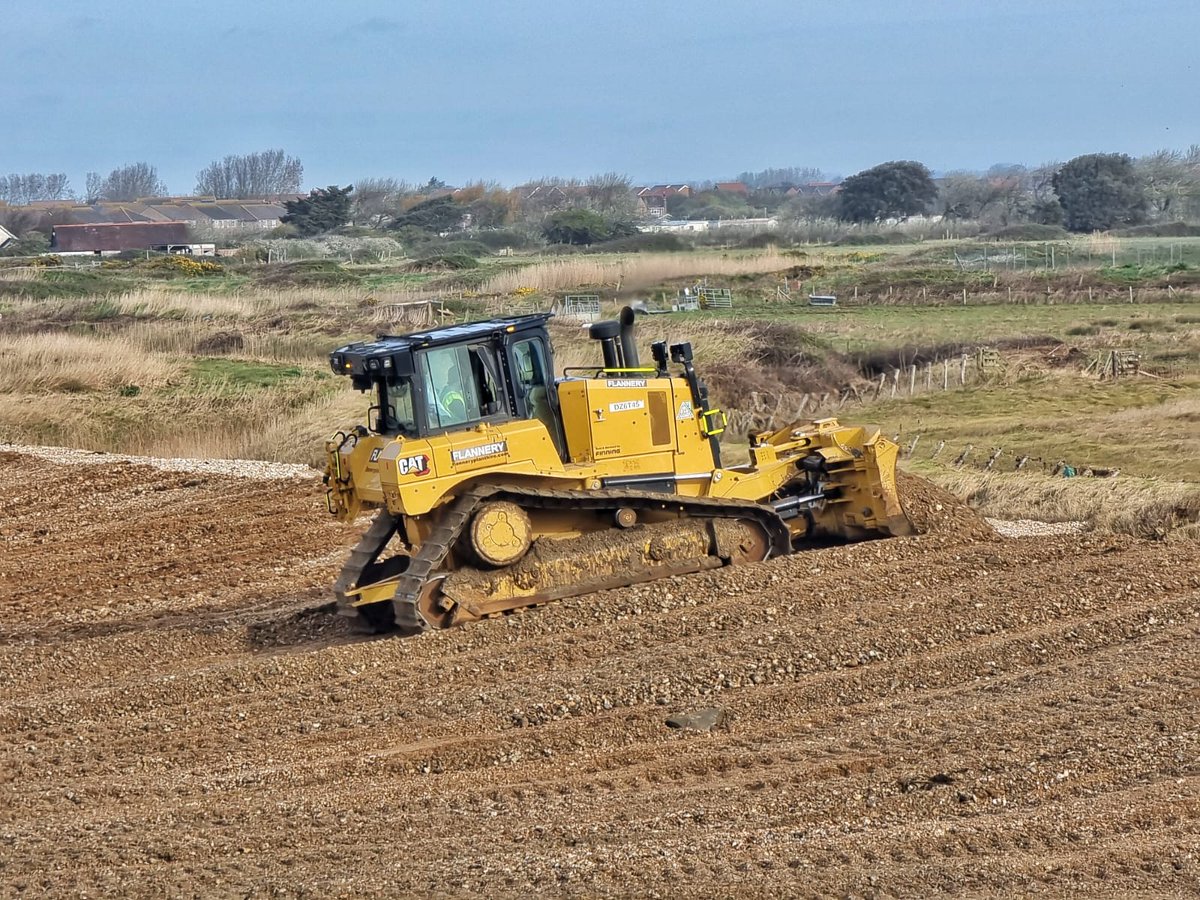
[585,172,637,219]
[1136,149,1199,221]
[0,205,49,236]
[86,163,168,202]
[351,177,414,226]
[0,173,73,205]
[735,166,832,188]
[194,149,304,199]
[447,181,519,229]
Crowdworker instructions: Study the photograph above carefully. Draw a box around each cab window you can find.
[513,337,564,454]
[420,343,504,430]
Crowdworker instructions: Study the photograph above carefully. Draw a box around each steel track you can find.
[336,486,792,636]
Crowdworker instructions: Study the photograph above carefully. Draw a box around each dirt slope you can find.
[1,451,1197,898]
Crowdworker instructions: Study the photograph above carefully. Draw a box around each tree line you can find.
[5,147,1200,249]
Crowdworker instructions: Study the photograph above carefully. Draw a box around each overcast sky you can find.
[3,0,1197,193]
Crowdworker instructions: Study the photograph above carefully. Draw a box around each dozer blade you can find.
[789,422,914,541]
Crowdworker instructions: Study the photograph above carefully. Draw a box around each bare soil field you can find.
[1,450,1197,898]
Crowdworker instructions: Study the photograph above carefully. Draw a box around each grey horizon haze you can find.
[2,0,1197,194]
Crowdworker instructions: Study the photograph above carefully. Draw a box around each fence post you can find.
[959,355,968,386]
[943,359,949,390]
[985,448,1003,470]
[906,434,921,457]
[953,444,973,466]
[890,370,899,398]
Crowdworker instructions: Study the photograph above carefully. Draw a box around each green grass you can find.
[360,272,439,289]
[189,358,312,390]
[178,274,252,293]
[693,300,1199,354]
[860,374,1200,480]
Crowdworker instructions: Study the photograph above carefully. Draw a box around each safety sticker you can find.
[677,400,695,420]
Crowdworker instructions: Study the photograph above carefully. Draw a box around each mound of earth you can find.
[898,469,998,541]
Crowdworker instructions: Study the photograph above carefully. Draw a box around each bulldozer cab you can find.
[329,313,566,452]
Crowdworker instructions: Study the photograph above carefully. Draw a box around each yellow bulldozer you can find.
[324,307,911,635]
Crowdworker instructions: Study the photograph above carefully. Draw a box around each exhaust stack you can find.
[619,306,639,368]
[589,306,640,371]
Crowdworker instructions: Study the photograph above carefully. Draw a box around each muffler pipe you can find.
[619,306,639,368]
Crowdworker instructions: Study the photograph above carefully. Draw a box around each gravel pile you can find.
[0,442,319,481]
[986,517,1089,538]
[897,470,998,541]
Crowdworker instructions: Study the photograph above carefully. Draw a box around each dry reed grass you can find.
[0,267,43,283]
[1075,233,1121,259]
[546,317,760,371]
[481,252,793,295]
[110,286,371,319]
[925,467,1200,539]
[0,333,180,393]
[96,320,341,365]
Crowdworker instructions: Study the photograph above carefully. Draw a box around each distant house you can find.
[522,184,590,212]
[4,199,290,231]
[794,182,841,197]
[234,203,286,229]
[51,222,195,254]
[713,181,749,195]
[636,184,691,217]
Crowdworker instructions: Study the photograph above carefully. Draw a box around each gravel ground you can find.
[0,442,318,481]
[1,449,1197,898]
[985,518,1090,538]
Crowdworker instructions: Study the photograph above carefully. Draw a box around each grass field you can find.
[1,239,1197,534]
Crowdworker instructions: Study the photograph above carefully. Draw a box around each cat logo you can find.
[396,454,430,477]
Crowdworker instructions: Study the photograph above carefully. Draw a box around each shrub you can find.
[590,233,693,253]
[984,224,1070,241]
[736,232,787,249]
[411,239,491,259]
[470,229,542,251]
[833,232,911,246]
[0,231,50,257]
[405,253,479,271]
[256,259,360,287]
[137,255,225,277]
[1114,222,1200,237]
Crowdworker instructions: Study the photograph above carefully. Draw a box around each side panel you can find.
[671,381,719,484]
[378,418,570,516]
[557,379,593,464]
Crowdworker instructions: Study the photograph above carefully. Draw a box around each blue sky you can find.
[2,0,1197,194]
